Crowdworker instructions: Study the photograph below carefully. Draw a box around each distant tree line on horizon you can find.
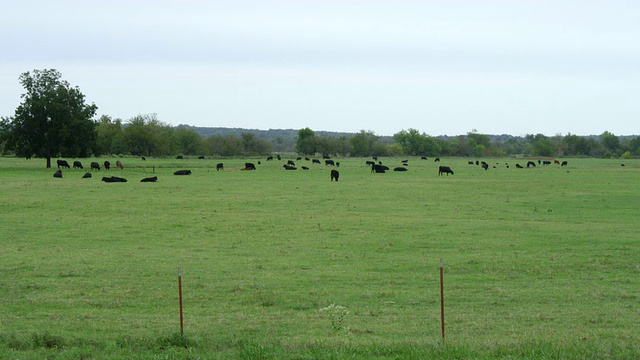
[1,69,638,167]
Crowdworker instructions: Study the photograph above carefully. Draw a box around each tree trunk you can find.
[46,157,51,168]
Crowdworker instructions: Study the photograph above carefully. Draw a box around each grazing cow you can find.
[174,169,192,175]
[516,163,523,169]
[527,161,536,168]
[434,157,440,162]
[198,156,205,159]
[296,157,302,161]
[140,176,158,182]
[325,159,335,166]
[371,164,389,173]
[366,160,375,166]
[142,156,146,161]
[216,163,224,171]
[543,160,551,166]
[482,163,489,170]
[266,156,273,161]
[394,167,408,171]
[312,158,321,164]
[53,170,63,178]
[57,160,70,169]
[91,162,101,171]
[176,155,183,159]
[102,176,127,183]
[438,166,454,176]
[561,161,568,167]
[287,160,295,166]
[305,157,310,161]
[331,169,339,181]
[116,160,124,169]
[244,162,256,170]
[554,159,560,165]
[73,161,83,169]
[103,161,110,170]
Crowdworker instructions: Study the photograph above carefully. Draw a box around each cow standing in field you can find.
[331,169,339,181]
[103,161,110,170]
[216,163,224,171]
[325,159,335,166]
[438,166,454,176]
[91,162,101,171]
[312,159,321,164]
[73,161,83,169]
[57,160,70,169]
[527,161,536,168]
[116,160,124,169]
[561,161,568,167]
[243,163,256,170]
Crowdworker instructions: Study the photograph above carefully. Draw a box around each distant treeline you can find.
[69,114,640,158]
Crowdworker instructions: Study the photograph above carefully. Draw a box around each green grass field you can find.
[1,155,638,359]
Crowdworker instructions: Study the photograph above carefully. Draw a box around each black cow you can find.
[527,161,536,168]
[73,161,83,169]
[104,161,110,170]
[283,164,297,170]
[561,161,568,167]
[176,155,183,159]
[216,163,224,171]
[302,166,309,170]
[243,163,256,170]
[198,156,205,159]
[434,157,440,162]
[543,160,551,166]
[482,163,489,170]
[312,158,321,164]
[438,166,454,176]
[371,164,389,173]
[266,156,273,161]
[142,156,146,161]
[140,176,158,182]
[116,160,124,169]
[325,159,335,166]
[82,172,92,178]
[366,160,375,166]
[468,161,474,165]
[174,169,192,175]
[102,176,127,182]
[287,160,295,166]
[331,169,339,181]
[421,156,427,160]
[57,160,70,169]
[53,170,63,178]
[516,163,523,169]
[91,162,101,171]
[394,167,408,172]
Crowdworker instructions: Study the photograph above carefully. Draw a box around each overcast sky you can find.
[1,0,638,136]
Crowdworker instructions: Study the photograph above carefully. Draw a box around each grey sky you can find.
[1,0,638,136]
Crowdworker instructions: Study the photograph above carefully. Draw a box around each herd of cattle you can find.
[51,156,571,182]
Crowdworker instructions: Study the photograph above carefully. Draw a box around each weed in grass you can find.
[320,304,350,334]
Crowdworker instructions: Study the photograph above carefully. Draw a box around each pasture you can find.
[0,156,638,359]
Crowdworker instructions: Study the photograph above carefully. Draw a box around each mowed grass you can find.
[1,156,639,359]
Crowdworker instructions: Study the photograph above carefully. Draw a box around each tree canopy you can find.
[1,69,97,167]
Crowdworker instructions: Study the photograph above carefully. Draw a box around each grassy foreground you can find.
[0,155,638,359]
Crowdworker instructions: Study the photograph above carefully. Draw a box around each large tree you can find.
[1,69,98,167]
